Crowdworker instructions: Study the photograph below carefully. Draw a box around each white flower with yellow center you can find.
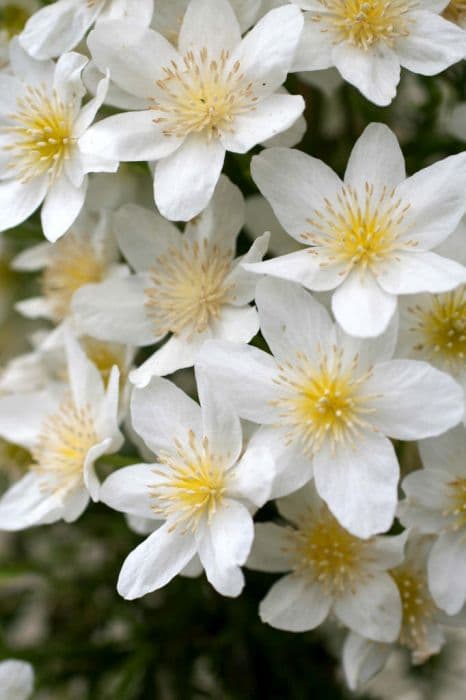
[0,659,34,700]
[342,534,463,690]
[100,374,276,598]
[0,0,38,69]
[0,41,118,241]
[247,482,404,639]
[399,427,466,615]
[246,123,466,338]
[12,207,128,348]
[72,176,269,387]
[197,277,464,538]
[0,332,122,530]
[291,0,466,105]
[80,0,304,221]
[19,0,153,60]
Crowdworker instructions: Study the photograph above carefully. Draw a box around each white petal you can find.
[0,473,63,531]
[129,335,201,387]
[178,0,241,55]
[0,389,60,449]
[196,500,253,597]
[0,659,34,700]
[12,242,52,271]
[131,376,202,454]
[396,11,466,75]
[377,251,466,295]
[332,42,400,107]
[115,203,180,272]
[292,14,333,71]
[335,573,402,642]
[226,233,270,304]
[221,94,305,154]
[196,371,242,467]
[195,340,279,423]
[154,136,225,222]
[418,425,466,474]
[332,271,397,338]
[117,523,197,599]
[367,360,464,439]
[185,174,244,247]
[211,305,260,343]
[72,275,159,346]
[65,330,104,409]
[74,72,109,136]
[53,51,87,105]
[251,147,343,242]
[79,111,181,162]
[343,633,390,691]
[259,575,332,632]
[428,532,466,615]
[41,176,87,243]
[62,486,90,523]
[0,178,47,234]
[228,441,276,507]
[247,522,292,573]
[313,433,399,539]
[100,463,158,520]
[15,297,54,321]
[345,123,405,193]
[395,152,466,250]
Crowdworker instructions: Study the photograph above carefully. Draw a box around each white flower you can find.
[246,123,466,337]
[197,277,464,538]
[100,373,276,598]
[13,206,127,339]
[0,332,123,530]
[80,0,305,221]
[0,0,39,69]
[342,533,463,690]
[0,41,118,241]
[19,0,153,60]
[0,659,34,700]
[247,481,404,640]
[72,175,269,387]
[291,0,466,106]
[399,426,466,615]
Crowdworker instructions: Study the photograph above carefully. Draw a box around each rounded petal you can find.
[196,371,242,467]
[41,176,87,243]
[259,574,332,632]
[117,523,197,599]
[332,271,397,338]
[428,532,466,615]
[343,633,390,691]
[292,14,333,71]
[247,522,293,573]
[345,123,406,192]
[0,660,34,700]
[0,473,63,531]
[376,251,466,295]
[178,0,241,55]
[129,336,200,387]
[332,42,400,106]
[396,11,466,75]
[0,178,47,234]
[185,174,244,247]
[100,463,158,520]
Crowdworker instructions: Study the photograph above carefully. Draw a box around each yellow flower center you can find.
[32,395,97,496]
[314,0,415,49]
[408,286,466,373]
[443,0,466,24]
[391,566,436,656]
[0,4,30,38]
[444,477,466,532]
[150,430,227,532]
[150,48,257,140]
[3,85,75,182]
[287,506,369,596]
[145,238,234,338]
[42,232,107,322]
[304,183,415,275]
[272,348,377,455]
[81,337,128,389]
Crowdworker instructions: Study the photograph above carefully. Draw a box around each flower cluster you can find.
[0,0,465,694]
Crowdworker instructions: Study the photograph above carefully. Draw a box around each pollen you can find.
[150,47,257,140]
[443,0,466,24]
[391,565,436,656]
[286,505,369,596]
[408,286,466,372]
[32,395,97,495]
[145,238,234,338]
[3,84,75,182]
[303,183,414,275]
[150,430,227,532]
[42,232,107,321]
[314,0,415,50]
[272,347,378,455]
[443,477,466,532]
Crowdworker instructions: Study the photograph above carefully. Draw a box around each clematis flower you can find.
[19,0,153,60]
[291,0,466,106]
[72,176,269,387]
[342,533,465,690]
[0,659,34,700]
[0,41,117,241]
[197,277,464,538]
[100,374,276,598]
[246,123,466,337]
[0,0,38,69]
[247,482,404,640]
[399,426,466,615]
[80,0,305,221]
[0,332,123,530]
